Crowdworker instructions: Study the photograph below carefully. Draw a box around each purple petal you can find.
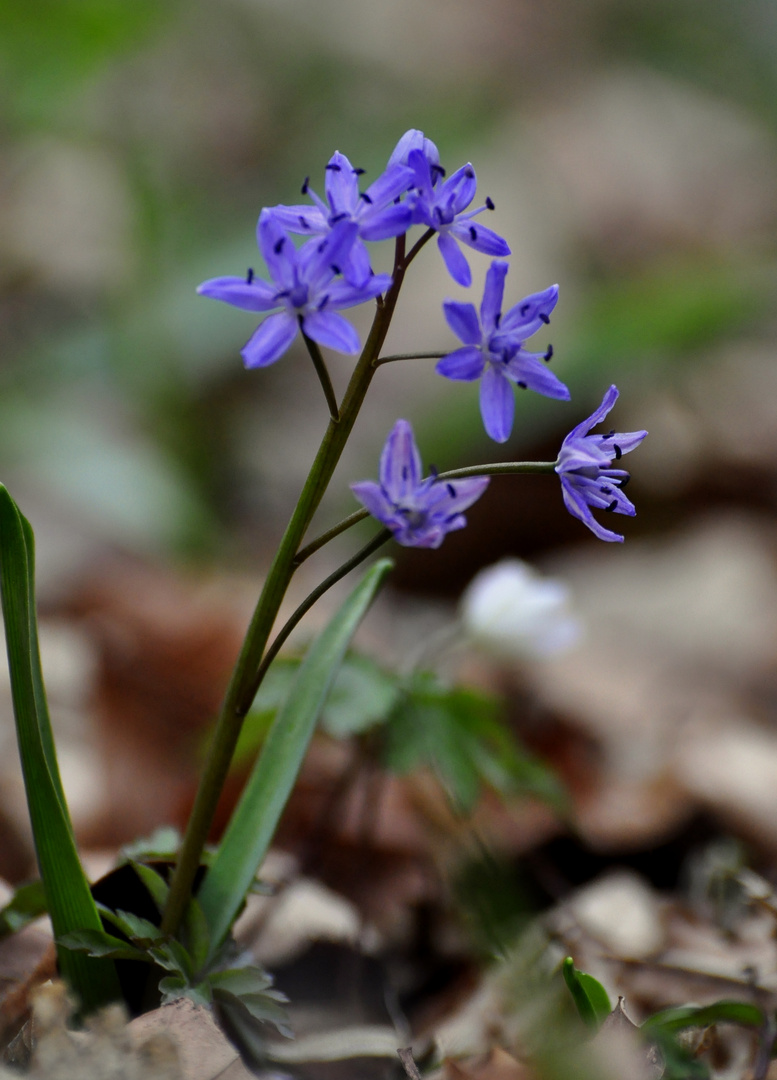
[564,385,620,445]
[379,419,422,499]
[436,346,484,381]
[449,219,510,257]
[327,273,392,309]
[407,149,436,202]
[560,477,624,542]
[480,261,508,333]
[324,151,359,217]
[301,310,360,354]
[503,352,570,400]
[268,204,328,235]
[480,366,514,443]
[437,232,471,287]
[440,164,477,214]
[197,276,279,312]
[342,238,374,287]
[500,284,560,338]
[443,301,481,346]
[350,480,395,524]
[590,429,649,457]
[301,220,358,292]
[428,475,490,516]
[241,312,298,368]
[358,203,413,241]
[362,163,415,209]
[257,210,297,291]
[388,130,440,170]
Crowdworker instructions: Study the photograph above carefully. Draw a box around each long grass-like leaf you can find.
[0,485,120,1011]
[198,558,393,955]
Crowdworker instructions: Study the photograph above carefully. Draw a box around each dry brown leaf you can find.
[128,997,253,1080]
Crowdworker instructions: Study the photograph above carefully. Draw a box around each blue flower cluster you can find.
[198,130,646,546]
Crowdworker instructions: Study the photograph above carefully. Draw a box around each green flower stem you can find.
[301,323,340,423]
[294,509,370,566]
[246,527,391,707]
[161,231,426,939]
[373,351,445,368]
[295,460,559,566]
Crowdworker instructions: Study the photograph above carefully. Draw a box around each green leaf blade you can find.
[0,485,120,1010]
[198,558,393,956]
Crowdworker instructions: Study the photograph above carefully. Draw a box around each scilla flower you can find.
[351,419,489,548]
[556,385,647,542]
[437,260,568,443]
[268,150,415,287]
[197,211,392,368]
[461,559,581,660]
[407,150,510,287]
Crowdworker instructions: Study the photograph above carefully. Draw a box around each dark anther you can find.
[465,167,475,178]
[330,212,347,223]
[517,381,527,389]
[601,486,612,495]
[620,474,630,487]
[402,466,408,481]
[299,216,309,229]
[446,483,456,498]
[330,264,341,275]
[353,167,366,175]
[246,268,254,284]
[520,302,530,316]
[317,294,330,310]
[428,465,438,479]
[544,344,553,362]
[605,499,618,512]
[317,241,327,253]
[495,313,501,328]
[485,196,495,210]
[613,444,622,460]
[273,238,285,255]
[606,429,615,437]
[539,312,550,324]
[301,177,310,194]
[326,163,341,171]
[469,225,477,241]
[432,164,446,181]
[359,192,373,204]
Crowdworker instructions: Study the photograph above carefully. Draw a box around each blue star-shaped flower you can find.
[407,150,510,287]
[268,150,415,286]
[197,211,392,368]
[351,419,489,548]
[556,385,647,542]
[437,260,569,443]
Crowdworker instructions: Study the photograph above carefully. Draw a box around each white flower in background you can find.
[460,558,581,660]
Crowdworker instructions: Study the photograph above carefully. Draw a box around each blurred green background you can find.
[2,0,776,587]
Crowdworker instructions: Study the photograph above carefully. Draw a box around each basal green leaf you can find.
[199,559,393,956]
[0,485,120,1010]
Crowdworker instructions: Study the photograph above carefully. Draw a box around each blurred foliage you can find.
[236,650,565,814]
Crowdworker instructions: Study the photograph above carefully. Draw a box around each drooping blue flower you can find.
[268,150,415,286]
[436,261,569,443]
[351,419,489,549]
[407,149,510,287]
[197,211,392,368]
[555,385,647,542]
